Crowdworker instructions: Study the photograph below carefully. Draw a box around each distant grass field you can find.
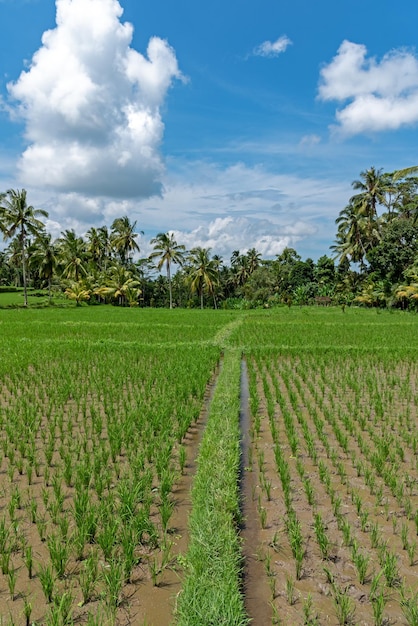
[0,289,67,307]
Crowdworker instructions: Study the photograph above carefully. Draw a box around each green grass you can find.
[175,348,248,625]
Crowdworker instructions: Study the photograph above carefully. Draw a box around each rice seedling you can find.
[408,540,417,566]
[7,565,17,600]
[23,597,32,626]
[24,545,33,579]
[47,533,70,579]
[371,588,386,626]
[381,550,401,588]
[332,584,356,625]
[314,512,330,560]
[351,544,370,585]
[38,563,56,603]
[79,551,99,606]
[103,558,124,610]
[303,593,319,626]
[285,575,296,606]
[400,587,418,626]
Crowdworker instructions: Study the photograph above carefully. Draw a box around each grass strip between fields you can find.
[175,348,249,626]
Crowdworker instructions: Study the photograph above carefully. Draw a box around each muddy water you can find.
[240,359,272,625]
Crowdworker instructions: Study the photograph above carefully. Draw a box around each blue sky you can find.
[1,0,418,262]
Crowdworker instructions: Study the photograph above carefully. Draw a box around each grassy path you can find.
[175,345,248,625]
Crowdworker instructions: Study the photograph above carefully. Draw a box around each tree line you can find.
[0,165,417,309]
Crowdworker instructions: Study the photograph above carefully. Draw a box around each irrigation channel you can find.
[240,358,272,625]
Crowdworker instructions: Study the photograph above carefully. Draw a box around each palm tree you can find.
[332,199,379,269]
[187,247,220,309]
[110,216,142,266]
[64,282,91,306]
[58,230,88,282]
[149,232,186,308]
[351,167,385,221]
[96,264,141,306]
[29,233,59,301]
[246,248,262,275]
[0,189,48,306]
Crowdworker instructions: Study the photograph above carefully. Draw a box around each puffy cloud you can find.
[7,0,183,197]
[17,160,346,261]
[170,216,315,260]
[318,40,418,135]
[253,35,292,58]
[134,161,344,260]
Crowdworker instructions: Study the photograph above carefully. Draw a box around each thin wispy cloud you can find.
[319,40,418,135]
[252,35,292,58]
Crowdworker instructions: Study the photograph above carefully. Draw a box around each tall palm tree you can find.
[187,247,220,309]
[110,216,142,266]
[149,232,186,308]
[58,229,88,282]
[246,248,262,274]
[29,233,59,301]
[351,166,385,221]
[0,189,48,306]
[332,199,381,269]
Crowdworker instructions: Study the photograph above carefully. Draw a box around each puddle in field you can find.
[240,359,272,626]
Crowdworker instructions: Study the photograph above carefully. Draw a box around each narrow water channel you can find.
[240,358,272,625]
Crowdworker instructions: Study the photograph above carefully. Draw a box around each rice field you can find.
[236,308,418,625]
[0,306,417,625]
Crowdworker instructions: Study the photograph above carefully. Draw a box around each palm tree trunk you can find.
[200,290,203,309]
[21,229,28,307]
[167,263,172,309]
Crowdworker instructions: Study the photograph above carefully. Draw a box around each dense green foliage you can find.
[1,166,417,310]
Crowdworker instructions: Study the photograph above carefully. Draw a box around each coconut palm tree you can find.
[246,248,262,275]
[58,230,88,282]
[149,232,186,308]
[29,233,59,301]
[186,247,220,309]
[332,200,378,269]
[97,264,141,306]
[351,167,385,221]
[64,282,91,306]
[111,216,142,266]
[0,189,48,306]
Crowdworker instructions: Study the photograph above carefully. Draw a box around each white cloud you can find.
[318,40,418,135]
[253,35,292,58]
[299,134,321,147]
[7,0,183,197]
[133,161,345,260]
[170,216,315,261]
[13,159,347,261]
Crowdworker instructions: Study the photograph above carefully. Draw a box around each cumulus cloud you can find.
[253,35,292,58]
[133,161,345,260]
[318,40,418,135]
[7,0,183,197]
[170,216,315,260]
[17,160,346,261]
